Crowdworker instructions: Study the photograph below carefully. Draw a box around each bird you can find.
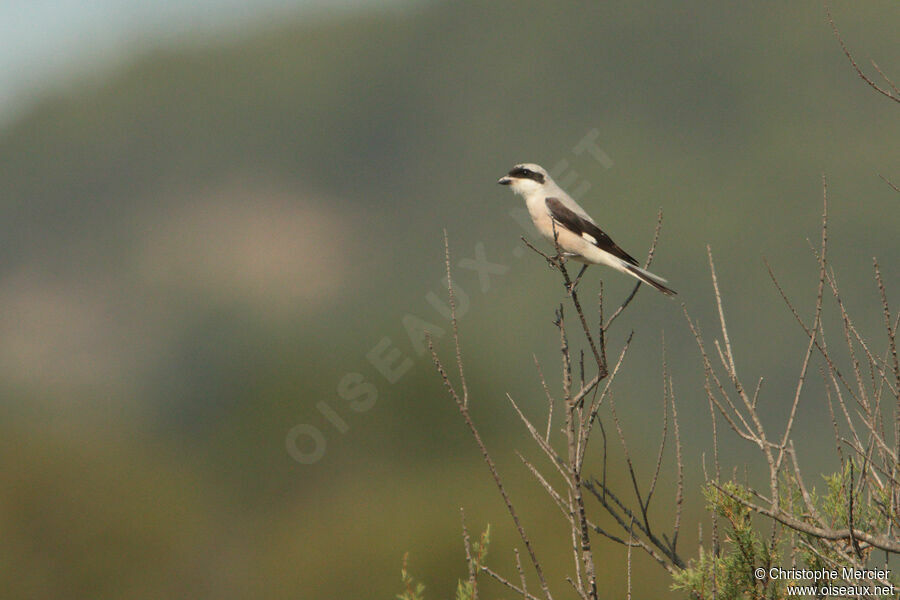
[498,163,676,296]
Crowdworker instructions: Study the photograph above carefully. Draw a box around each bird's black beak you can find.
[497,176,512,185]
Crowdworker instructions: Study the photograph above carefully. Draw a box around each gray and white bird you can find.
[498,163,676,296]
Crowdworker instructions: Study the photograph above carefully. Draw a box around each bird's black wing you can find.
[545,197,639,266]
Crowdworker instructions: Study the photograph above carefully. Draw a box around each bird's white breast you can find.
[524,194,555,239]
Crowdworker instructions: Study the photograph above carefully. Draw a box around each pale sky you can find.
[0,0,398,124]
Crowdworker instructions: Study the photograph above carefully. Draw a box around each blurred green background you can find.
[0,1,897,598]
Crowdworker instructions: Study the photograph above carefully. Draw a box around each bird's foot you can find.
[549,252,567,270]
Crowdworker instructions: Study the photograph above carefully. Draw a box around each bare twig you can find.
[774,181,828,476]
[428,235,553,600]
[460,508,478,600]
[712,481,900,554]
[514,549,529,600]
[626,516,635,600]
[605,209,665,330]
[583,478,685,572]
[879,174,900,194]
[443,230,469,408]
[437,211,687,598]
[480,565,543,600]
[670,375,684,556]
[826,6,900,104]
[533,354,555,443]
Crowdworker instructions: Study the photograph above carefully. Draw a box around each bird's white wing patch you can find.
[581,232,597,245]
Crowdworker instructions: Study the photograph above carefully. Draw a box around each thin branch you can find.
[712,481,900,554]
[579,333,633,465]
[873,260,900,471]
[775,182,828,474]
[607,386,653,534]
[605,209,664,330]
[533,354,555,443]
[670,375,685,556]
[460,508,478,600]
[428,236,553,600]
[518,452,571,519]
[507,392,572,483]
[708,246,738,376]
[646,357,670,512]
[567,490,585,597]
[584,478,686,571]
[879,174,900,194]
[514,549,529,600]
[626,516,635,600]
[480,565,543,600]
[871,59,900,95]
[431,338,552,600]
[443,230,469,407]
[559,304,598,600]
[826,5,900,104]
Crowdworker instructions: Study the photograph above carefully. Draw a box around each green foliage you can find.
[673,463,900,599]
[820,461,890,535]
[455,525,490,600]
[795,460,897,575]
[672,482,782,600]
[399,525,490,600]
[398,553,426,600]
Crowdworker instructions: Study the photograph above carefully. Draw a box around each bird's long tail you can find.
[623,264,677,296]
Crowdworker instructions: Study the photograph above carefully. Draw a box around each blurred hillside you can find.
[0,1,897,598]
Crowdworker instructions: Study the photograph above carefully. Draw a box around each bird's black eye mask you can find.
[508,166,545,184]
